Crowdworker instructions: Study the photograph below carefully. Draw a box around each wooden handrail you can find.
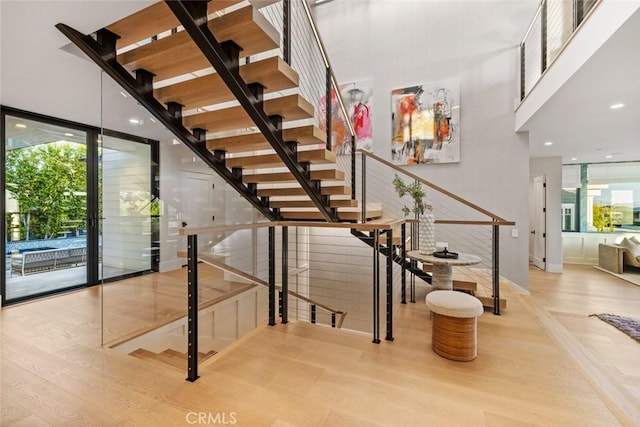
[196,253,346,324]
[357,150,509,223]
[436,220,516,226]
[179,218,408,236]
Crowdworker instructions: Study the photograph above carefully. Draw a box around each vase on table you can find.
[418,212,435,254]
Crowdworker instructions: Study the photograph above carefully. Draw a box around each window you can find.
[562,162,640,233]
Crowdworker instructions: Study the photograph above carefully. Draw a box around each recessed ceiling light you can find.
[544,141,553,146]
[571,157,577,161]
[129,118,141,124]
[64,132,74,137]
[15,123,27,128]
[610,103,625,109]
[605,155,613,159]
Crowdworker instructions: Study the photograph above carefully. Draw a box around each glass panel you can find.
[100,134,153,280]
[4,115,87,301]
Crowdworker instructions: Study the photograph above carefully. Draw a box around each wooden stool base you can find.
[431,312,477,361]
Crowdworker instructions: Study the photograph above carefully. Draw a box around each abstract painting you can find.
[318,79,373,155]
[391,80,460,165]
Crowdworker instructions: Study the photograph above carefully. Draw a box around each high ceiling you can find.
[522,6,640,165]
[1,1,638,166]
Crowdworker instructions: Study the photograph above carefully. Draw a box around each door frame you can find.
[1,105,159,306]
[532,175,547,270]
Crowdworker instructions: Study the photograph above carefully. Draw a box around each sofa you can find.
[11,246,86,276]
[598,239,640,274]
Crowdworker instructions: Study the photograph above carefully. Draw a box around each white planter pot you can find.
[418,213,435,254]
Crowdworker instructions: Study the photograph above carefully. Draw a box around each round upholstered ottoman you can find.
[425,290,484,361]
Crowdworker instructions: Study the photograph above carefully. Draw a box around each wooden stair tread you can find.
[270,199,357,208]
[379,235,411,247]
[155,57,299,111]
[208,125,326,153]
[452,280,478,292]
[244,168,344,183]
[477,295,507,310]
[226,147,334,169]
[257,186,351,197]
[184,94,314,133]
[280,209,383,221]
[118,6,279,81]
[107,1,242,48]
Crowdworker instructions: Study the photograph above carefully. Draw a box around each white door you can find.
[181,172,216,229]
[532,176,546,270]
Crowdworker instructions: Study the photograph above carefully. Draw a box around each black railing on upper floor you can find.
[519,0,600,101]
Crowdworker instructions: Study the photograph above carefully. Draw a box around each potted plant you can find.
[392,174,432,217]
[392,174,435,253]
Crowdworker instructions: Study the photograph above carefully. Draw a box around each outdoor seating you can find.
[11,247,86,276]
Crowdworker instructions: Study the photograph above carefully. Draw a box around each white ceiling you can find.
[1,1,638,165]
[523,6,640,165]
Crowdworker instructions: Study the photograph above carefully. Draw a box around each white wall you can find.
[314,0,536,288]
[530,157,563,273]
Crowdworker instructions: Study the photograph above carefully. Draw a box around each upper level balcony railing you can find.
[519,0,600,102]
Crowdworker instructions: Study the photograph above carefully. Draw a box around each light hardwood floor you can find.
[1,263,639,426]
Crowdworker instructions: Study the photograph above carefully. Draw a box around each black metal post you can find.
[331,313,336,328]
[492,223,501,315]
[411,221,417,303]
[186,234,199,382]
[401,222,407,304]
[325,67,332,151]
[541,0,548,73]
[351,135,356,199]
[283,0,291,65]
[281,226,289,324]
[520,43,526,101]
[385,228,394,341]
[372,230,381,343]
[269,226,276,325]
[361,151,366,223]
[310,304,317,324]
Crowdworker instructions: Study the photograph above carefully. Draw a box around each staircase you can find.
[57,0,509,325]
[57,0,380,223]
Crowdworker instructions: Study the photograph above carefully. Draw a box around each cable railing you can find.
[357,149,514,315]
[179,218,404,381]
[519,0,600,101]
[259,0,356,194]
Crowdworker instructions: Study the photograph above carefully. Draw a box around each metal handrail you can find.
[299,0,355,138]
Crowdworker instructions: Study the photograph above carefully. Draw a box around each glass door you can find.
[99,132,158,282]
[2,112,89,303]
